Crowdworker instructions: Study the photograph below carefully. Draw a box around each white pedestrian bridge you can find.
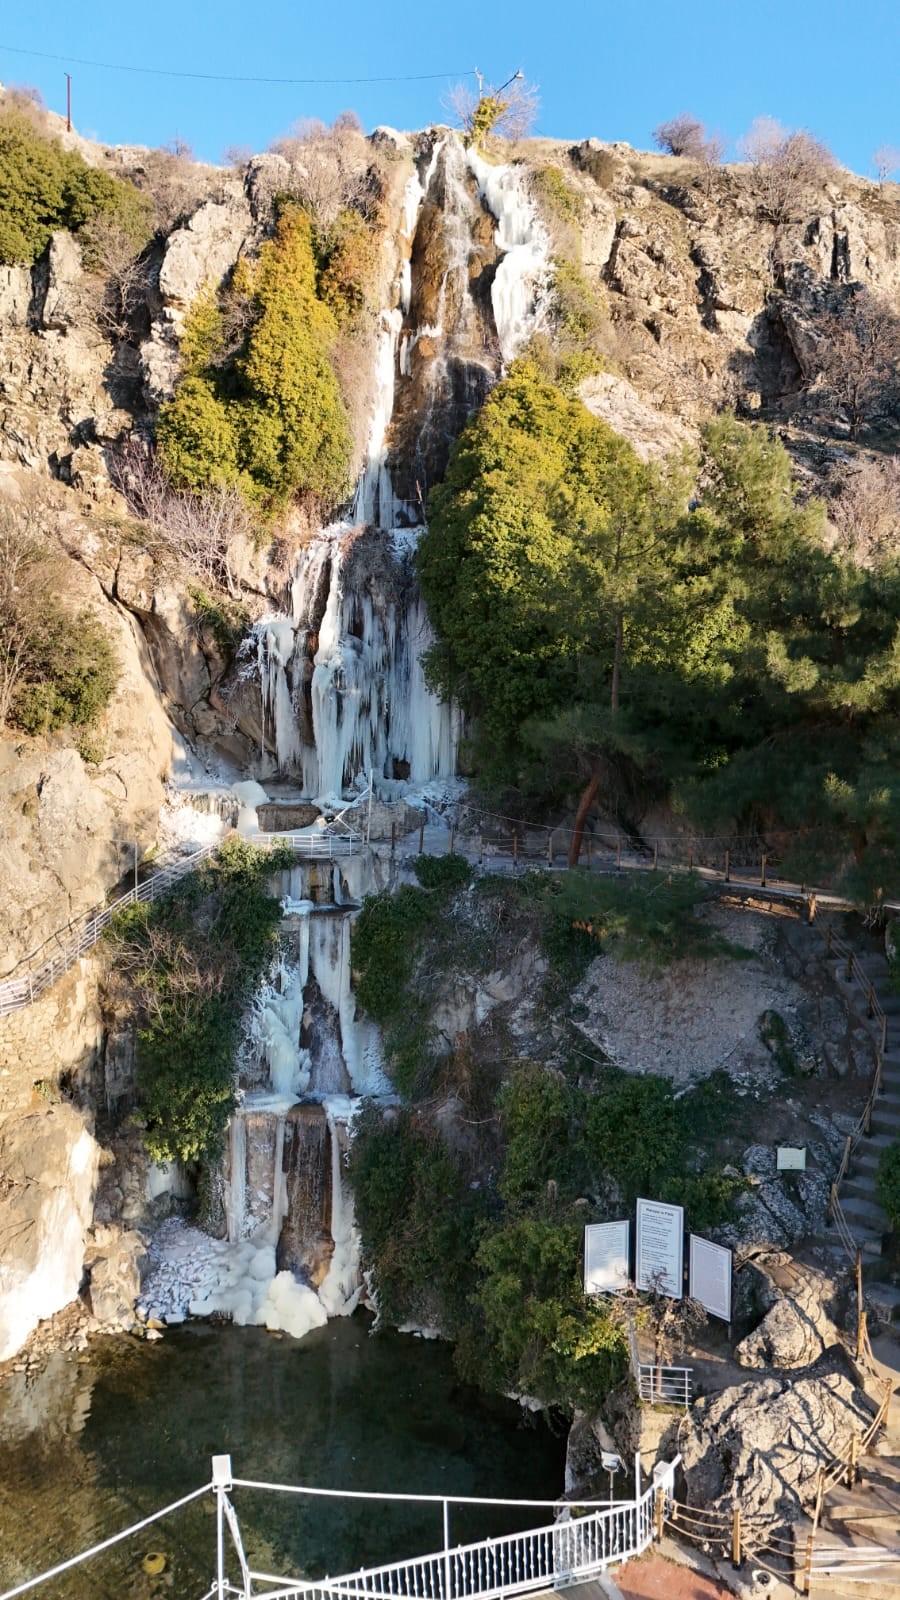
[0,1453,681,1600]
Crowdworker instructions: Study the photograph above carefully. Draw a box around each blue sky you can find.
[2,1,899,176]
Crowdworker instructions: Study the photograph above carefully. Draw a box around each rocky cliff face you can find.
[1,121,899,1362]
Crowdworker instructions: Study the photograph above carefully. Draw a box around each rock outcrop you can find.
[0,1104,100,1361]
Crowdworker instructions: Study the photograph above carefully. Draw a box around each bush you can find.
[108,838,292,1163]
[876,1141,900,1229]
[0,105,150,264]
[157,206,352,508]
[411,853,473,892]
[467,1214,627,1408]
[14,608,119,732]
[348,1106,484,1329]
[531,165,584,226]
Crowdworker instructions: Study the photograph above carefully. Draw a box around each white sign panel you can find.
[636,1198,684,1299]
[689,1234,732,1322]
[777,1146,806,1171]
[584,1221,630,1294]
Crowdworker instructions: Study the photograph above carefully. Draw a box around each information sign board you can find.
[776,1146,806,1171]
[635,1197,683,1299]
[689,1234,732,1322]
[584,1221,630,1294]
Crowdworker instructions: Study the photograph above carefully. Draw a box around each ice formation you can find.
[146,131,553,1344]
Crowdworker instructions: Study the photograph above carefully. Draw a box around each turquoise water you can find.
[0,1316,566,1599]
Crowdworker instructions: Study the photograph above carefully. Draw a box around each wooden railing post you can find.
[881,1013,888,1054]
[654,1487,665,1543]
[418,822,425,855]
[856,1253,865,1360]
[478,835,484,866]
[652,841,658,871]
[512,833,518,869]
[760,852,767,888]
[547,831,553,865]
[847,1432,858,1488]
[731,1504,741,1568]
[801,1530,814,1594]
[724,849,730,882]
[390,821,396,857]
[448,827,455,856]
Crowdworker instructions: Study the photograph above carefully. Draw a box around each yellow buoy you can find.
[141,1552,167,1576]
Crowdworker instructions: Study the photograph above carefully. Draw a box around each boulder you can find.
[0,1105,99,1361]
[736,1297,827,1370]
[157,199,251,314]
[41,231,84,332]
[84,1224,146,1327]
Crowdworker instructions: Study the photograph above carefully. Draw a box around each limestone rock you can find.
[0,1104,100,1361]
[736,1297,827,1370]
[157,199,251,313]
[84,1224,146,1328]
[578,371,694,459]
[41,231,84,332]
[681,1365,874,1528]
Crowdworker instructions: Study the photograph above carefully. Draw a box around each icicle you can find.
[467,146,552,364]
[317,1107,363,1316]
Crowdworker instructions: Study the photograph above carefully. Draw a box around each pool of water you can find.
[0,1315,567,1600]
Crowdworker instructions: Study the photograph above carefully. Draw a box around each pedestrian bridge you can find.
[0,1455,681,1600]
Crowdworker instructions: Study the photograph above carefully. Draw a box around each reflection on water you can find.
[0,1316,566,1600]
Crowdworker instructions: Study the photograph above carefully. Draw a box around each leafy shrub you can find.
[8,601,118,735]
[0,105,150,264]
[348,1106,484,1329]
[532,165,584,226]
[107,838,292,1163]
[876,1141,900,1229]
[661,1169,748,1232]
[466,1214,627,1408]
[352,885,433,1024]
[313,207,379,329]
[157,206,352,508]
[497,1064,583,1202]
[411,853,473,892]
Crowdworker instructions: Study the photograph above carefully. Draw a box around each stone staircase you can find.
[825,946,900,1287]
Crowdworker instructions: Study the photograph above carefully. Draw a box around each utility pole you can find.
[65,74,72,133]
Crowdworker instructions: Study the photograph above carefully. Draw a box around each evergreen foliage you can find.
[420,367,900,900]
[14,608,119,733]
[157,207,352,508]
[107,839,292,1164]
[0,105,150,264]
[876,1140,900,1230]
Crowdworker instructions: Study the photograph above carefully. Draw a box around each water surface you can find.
[0,1316,566,1599]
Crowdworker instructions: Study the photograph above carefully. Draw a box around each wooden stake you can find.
[847,1431,858,1488]
[652,841,658,871]
[724,848,730,882]
[418,822,425,855]
[760,852,767,888]
[731,1504,741,1568]
[654,1486,665,1542]
[478,835,484,865]
[513,833,518,868]
[809,892,818,925]
[547,832,553,865]
[802,1530,814,1594]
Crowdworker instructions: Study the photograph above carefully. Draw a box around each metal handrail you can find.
[0,828,359,1018]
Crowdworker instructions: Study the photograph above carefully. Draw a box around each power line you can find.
[0,42,476,87]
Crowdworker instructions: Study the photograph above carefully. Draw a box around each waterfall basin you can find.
[0,1318,566,1598]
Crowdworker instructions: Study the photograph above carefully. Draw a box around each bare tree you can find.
[738,116,835,222]
[830,455,900,562]
[0,493,53,729]
[446,69,540,148]
[872,144,900,186]
[110,445,254,597]
[653,114,707,158]
[269,113,374,225]
[814,287,900,436]
[79,214,149,340]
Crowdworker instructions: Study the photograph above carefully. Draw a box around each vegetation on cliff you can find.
[350,868,747,1410]
[107,839,292,1164]
[419,364,900,899]
[157,206,354,507]
[0,101,150,265]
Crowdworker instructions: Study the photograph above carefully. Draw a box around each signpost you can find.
[776,1146,806,1171]
[584,1220,630,1294]
[636,1198,684,1299]
[689,1234,732,1322]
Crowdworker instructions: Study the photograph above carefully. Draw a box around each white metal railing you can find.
[0,828,359,1018]
[0,1456,682,1600]
[636,1365,693,1408]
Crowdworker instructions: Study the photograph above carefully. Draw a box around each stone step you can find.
[844,1175,879,1202]
[870,1104,900,1133]
[865,1282,900,1321]
[822,1224,883,1257]
[840,1194,891,1230]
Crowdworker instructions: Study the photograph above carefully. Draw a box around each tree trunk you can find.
[568,760,602,868]
[610,609,624,718]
